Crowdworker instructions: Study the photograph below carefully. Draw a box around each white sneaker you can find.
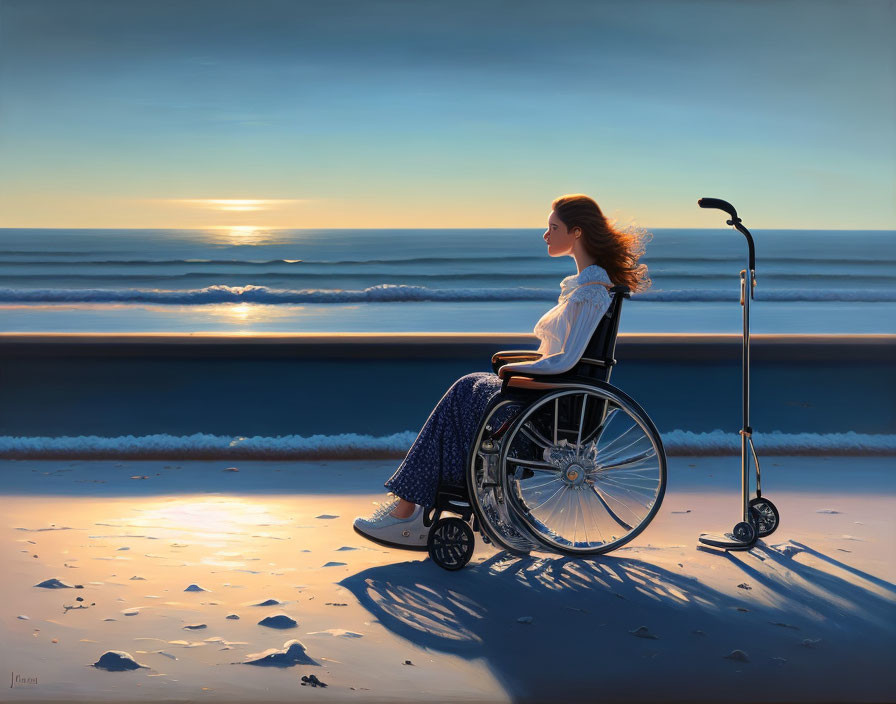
[353,499,429,550]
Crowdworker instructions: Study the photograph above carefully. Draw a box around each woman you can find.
[353,194,652,548]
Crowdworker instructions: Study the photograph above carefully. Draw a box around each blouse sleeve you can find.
[500,284,612,377]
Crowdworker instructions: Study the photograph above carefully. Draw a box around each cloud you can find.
[167,199,307,212]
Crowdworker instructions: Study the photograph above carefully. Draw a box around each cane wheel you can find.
[428,517,475,571]
[732,520,757,544]
[749,497,780,537]
[500,383,666,555]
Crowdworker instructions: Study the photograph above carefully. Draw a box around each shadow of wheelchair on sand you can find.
[340,540,895,703]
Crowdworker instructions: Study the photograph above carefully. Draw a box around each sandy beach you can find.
[2,455,894,704]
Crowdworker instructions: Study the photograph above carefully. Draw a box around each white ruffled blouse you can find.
[500,264,614,377]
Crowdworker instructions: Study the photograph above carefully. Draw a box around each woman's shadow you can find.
[339,540,896,703]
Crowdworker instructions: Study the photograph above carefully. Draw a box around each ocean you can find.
[0,227,893,333]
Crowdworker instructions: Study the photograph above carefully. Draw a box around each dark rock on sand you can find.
[93,650,147,671]
[244,640,318,667]
[252,599,281,606]
[724,650,750,662]
[770,621,800,630]
[226,614,240,620]
[258,614,298,629]
[301,674,327,687]
[35,578,72,589]
[183,623,207,630]
[184,584,208,592]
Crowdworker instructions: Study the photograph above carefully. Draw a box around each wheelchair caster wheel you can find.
[428,517,475,571]
[732,520,756,544]
[749,497,780,537]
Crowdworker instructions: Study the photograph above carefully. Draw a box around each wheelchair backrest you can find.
[569,284,630,382]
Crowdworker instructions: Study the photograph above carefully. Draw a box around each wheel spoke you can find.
[530,485,567,536]
[526,466,568,475]
[597,449,657,471]
[599,435,653,466]
[529,482,566,512]
[581,484,608,544]
[553,397,559,445]
[509,457,562,472]
[581,407,621,445]
[588,485,634,531]
[575,393,588,457]
[520,423,552,450]
[595,483,648,524]
[595,479,654,517]
[597,422,642,454]
[522,474,564,491]
[576,488,590,545]
[598,475,658,497]
[597,463,660,475]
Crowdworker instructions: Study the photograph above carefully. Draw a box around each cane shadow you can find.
[697,539,896,628]
[788,540,896,592]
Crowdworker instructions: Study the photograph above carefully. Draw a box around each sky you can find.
[0,0,893,229]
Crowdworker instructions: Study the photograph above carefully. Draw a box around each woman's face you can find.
[543,210,579,257]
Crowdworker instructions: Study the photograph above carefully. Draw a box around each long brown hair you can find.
[552,194,652,294]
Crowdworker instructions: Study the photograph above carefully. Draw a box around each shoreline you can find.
[2,429,894,461]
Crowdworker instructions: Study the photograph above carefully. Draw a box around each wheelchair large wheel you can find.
[498,382,666,556]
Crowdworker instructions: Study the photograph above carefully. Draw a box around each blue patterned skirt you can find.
[384,371,517,508]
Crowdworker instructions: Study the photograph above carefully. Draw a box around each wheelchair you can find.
[422,285,668,570]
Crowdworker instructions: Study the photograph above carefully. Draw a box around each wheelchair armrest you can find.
[505,374,581,390]
[491,349,542,375]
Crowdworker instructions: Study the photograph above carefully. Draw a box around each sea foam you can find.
[1,430,893,457]
[0,284,893,304]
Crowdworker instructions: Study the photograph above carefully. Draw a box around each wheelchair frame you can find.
[423,285,669,570]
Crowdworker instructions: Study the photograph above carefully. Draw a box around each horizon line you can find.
[1,226,894,232]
